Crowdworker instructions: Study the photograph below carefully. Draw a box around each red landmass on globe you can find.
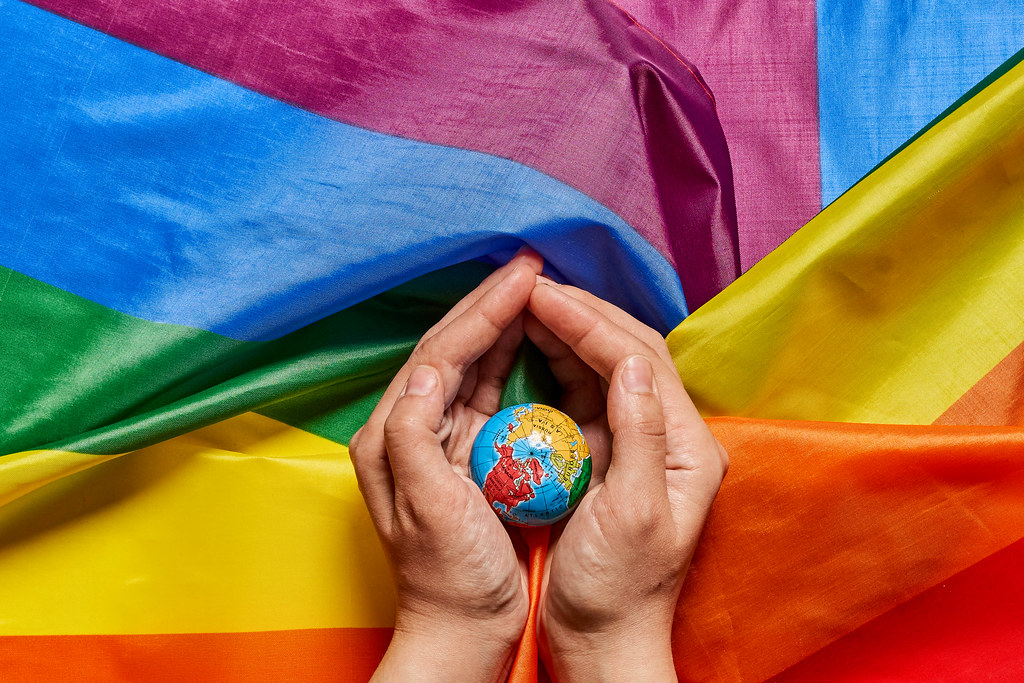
[483,443,544,511]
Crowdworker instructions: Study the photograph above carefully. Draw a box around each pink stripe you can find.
[32,0,741,308]
[617,0,822,270]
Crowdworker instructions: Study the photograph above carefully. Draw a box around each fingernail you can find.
[536,278,564,295]
[403,365,437,397]
[514,244,538,259]
[622,355,654,394]
[536,274,557,286]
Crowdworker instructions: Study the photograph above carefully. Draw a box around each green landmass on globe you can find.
[470,403,591,526]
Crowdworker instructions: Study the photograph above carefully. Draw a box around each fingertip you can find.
[496,257,538,303]
[529,277,567,312]
[512,244,544,273]
[536,274,557,286]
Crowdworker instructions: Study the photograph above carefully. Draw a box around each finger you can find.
[354,264,538,509]
[349,427,396,526]
[529,281,664,382]
[605,355,669,499]
[536,276,675,369]
[465,313,526,414]
[524,313,611,483]
[382,365,454,504]
[523,313,604,424]
[365,263,537,439]
[530,282,718,472]
[420,246,543,344]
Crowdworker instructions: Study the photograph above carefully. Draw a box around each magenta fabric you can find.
[617,0,822,271]
[33,0,741,309]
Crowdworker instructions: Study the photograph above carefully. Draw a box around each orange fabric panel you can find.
[670,417,1024,681]
[509,526,550,683]
[934,339,1024,426]
[770,538,1024,681]
[0,629,391,683]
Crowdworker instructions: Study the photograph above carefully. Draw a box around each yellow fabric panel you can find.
[668,59,1024,424]
[0,413,395,635]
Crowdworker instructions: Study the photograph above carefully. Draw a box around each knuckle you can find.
[383,412,422,442]
[473,301,507,334]
[411,334,442,363]
[412,338,461,378]
[631,417,668,441]
[631,500,660,532]
[624,495,666,537]
[716,440,730,476]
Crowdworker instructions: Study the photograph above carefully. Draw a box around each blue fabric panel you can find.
[0,0,688,340]
[817,0,1024,206]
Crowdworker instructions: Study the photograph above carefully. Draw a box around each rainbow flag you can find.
[2,0,1024,680]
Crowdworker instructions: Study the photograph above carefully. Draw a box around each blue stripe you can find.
[816,0,1024,206]
[0,0,687,340]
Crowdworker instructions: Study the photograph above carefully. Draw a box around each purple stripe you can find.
[31,0,740,308]
[617,0,822,270]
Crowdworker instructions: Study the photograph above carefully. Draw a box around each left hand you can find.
[525,279,729,681]
[350,250,543,681]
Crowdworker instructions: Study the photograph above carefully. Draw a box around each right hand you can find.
[526,279,729,682]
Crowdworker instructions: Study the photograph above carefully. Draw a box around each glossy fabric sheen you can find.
[617,0,822,270]
[0,261,492,456]
[4,2,1024,681]
[30,0,741,309]
[673,418,1024,682]
[936,339,1024,427]
[6,415,1024,683]
[667,55,1024,424]
[0,630,391,681]
[0,0,689,340]
[775,538,1024,681]
[0,414,395,634]
[817,0,1024,205]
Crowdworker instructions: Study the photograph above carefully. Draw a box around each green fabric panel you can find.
[1,262,528,455]
[499,341,561,410]
[0,267,243,455]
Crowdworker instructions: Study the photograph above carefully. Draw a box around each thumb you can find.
[383,365,453,497]
[604,355,669,498]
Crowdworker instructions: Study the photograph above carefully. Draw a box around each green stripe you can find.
[1,262,556,456]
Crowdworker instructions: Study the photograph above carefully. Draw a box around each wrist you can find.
[543,616,677,682]
[373,611,522,682]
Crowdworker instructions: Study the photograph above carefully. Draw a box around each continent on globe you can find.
[482,443,545,511]
[549,440,584,492]
[470,403,592,526]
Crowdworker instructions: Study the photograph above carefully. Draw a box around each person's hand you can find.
[350,250,543,682]
[526,279,729,682]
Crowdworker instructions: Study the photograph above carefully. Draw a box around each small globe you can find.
[470,403,591,526]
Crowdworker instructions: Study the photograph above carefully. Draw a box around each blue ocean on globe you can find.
[470,403,591,526]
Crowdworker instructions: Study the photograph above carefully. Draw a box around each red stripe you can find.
[772,539,1024,682]
[29,0,739,308]
[0,628,391,683]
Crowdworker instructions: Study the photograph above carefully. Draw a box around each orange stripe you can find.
[0,629,391,683]
[509,526,550,683]
[934,338,1024,426]
[771,538,1024,681]
[672,417,1024,681]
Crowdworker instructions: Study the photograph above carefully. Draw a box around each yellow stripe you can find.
[668,59,1024,424]
[0,413,395,634]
